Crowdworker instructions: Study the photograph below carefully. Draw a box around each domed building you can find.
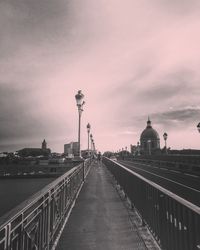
[140,118,160,155]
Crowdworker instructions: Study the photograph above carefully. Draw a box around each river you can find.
[0,177,55,217]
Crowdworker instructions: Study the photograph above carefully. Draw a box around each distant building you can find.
[170,149,200,155]
[64,142,79,157]
[81,149,93,158]
[140,118,160,155]
[130,144,137,155]
[130,142,140,156]
[0,152,8,158]
[42,139,47,150]
[17,148,51,157]
[17,139,51,157]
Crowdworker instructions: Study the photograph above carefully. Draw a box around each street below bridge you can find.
[119,160,200,207]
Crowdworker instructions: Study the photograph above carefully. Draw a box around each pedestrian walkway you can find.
[56,162,148,250]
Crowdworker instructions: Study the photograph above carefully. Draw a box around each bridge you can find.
[0,156,199,250]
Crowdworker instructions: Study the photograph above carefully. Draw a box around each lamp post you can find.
[92,138,94,155]
[93,142,95,153]
[163,132,168,154]
[87,123,91,156]
[137,141,140,156]
[75,90,85,158]
[90,134,93,155]
[197,122,200,133]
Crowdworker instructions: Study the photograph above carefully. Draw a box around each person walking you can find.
[97,152,102,167]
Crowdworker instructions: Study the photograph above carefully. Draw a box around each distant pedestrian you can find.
[97,152,102,166]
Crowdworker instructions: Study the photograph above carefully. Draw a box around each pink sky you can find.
[0,0,200,152]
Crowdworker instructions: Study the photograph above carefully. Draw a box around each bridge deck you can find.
[56,162,153,250]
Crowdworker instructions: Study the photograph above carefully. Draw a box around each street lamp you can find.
[163,132,168,154]
[75,90,85,158]
[137,141,140,156]
[92,138,94,155]
[197,122,200,133]
[90,134,93,154]
[87,123,91,156]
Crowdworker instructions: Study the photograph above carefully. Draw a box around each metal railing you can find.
[120,157,200,176]
[103,157,200,250]
[0,159,91,250]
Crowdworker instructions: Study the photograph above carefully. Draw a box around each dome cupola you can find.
[140,118,160,155]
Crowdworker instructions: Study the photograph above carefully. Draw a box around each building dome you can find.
[140,126,159,141]
[140,118,160,155]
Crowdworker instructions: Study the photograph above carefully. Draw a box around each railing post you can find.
[6,223,11,250]
[47,191,51,250]
[131,203,135,211]
[142,218,145,227]
[83,161,85,181]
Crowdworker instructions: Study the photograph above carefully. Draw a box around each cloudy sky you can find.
[1,0,200,153]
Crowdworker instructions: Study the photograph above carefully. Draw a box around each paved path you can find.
[56,163,148,250]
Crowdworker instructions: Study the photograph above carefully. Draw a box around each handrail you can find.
[114,159,200,214]
[121,157,200,176]
[0,164,81,228]
[0,158,92,250]
[103,157,200,250]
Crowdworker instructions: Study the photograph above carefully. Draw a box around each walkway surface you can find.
[56,162,149,250]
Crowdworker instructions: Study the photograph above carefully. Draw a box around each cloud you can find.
[0,83,71,145]
[1,0,200,152]
[153,108,200,126]
[112,106,200,143]
[136,70,197,102]
[153,0,200,15]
